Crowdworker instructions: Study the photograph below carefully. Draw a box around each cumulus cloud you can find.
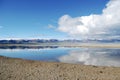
[58,49,120,67]
[58,0,120,39]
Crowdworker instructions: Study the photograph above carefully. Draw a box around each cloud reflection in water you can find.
[58,48,120,67]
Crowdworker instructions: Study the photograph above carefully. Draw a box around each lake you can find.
[0,47,120,67]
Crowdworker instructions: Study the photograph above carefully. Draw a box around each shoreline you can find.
[0,43,120,48]
[0,56,120,80]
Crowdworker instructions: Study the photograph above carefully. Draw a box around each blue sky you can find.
[0,0,110,39]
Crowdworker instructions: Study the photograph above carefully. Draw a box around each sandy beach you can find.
[0,56,120,80]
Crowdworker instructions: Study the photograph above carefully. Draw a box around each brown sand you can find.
[0,56,120,80]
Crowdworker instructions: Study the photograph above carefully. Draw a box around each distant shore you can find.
[0,56,120,80]
[0,43,120,49]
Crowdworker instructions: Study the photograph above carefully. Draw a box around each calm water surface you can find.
[0,47,120,67]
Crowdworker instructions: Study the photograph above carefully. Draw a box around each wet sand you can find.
[0,56,120,80]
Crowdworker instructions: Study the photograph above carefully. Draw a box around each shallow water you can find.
[0,47,120,67]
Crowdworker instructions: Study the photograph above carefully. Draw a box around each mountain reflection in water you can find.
[0,46,58,49]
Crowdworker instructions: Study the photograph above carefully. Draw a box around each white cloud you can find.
[48,24,55,29]
[58,49,120,67]
[57,0,120,39]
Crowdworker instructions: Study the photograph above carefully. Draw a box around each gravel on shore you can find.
[0,56,120,80]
